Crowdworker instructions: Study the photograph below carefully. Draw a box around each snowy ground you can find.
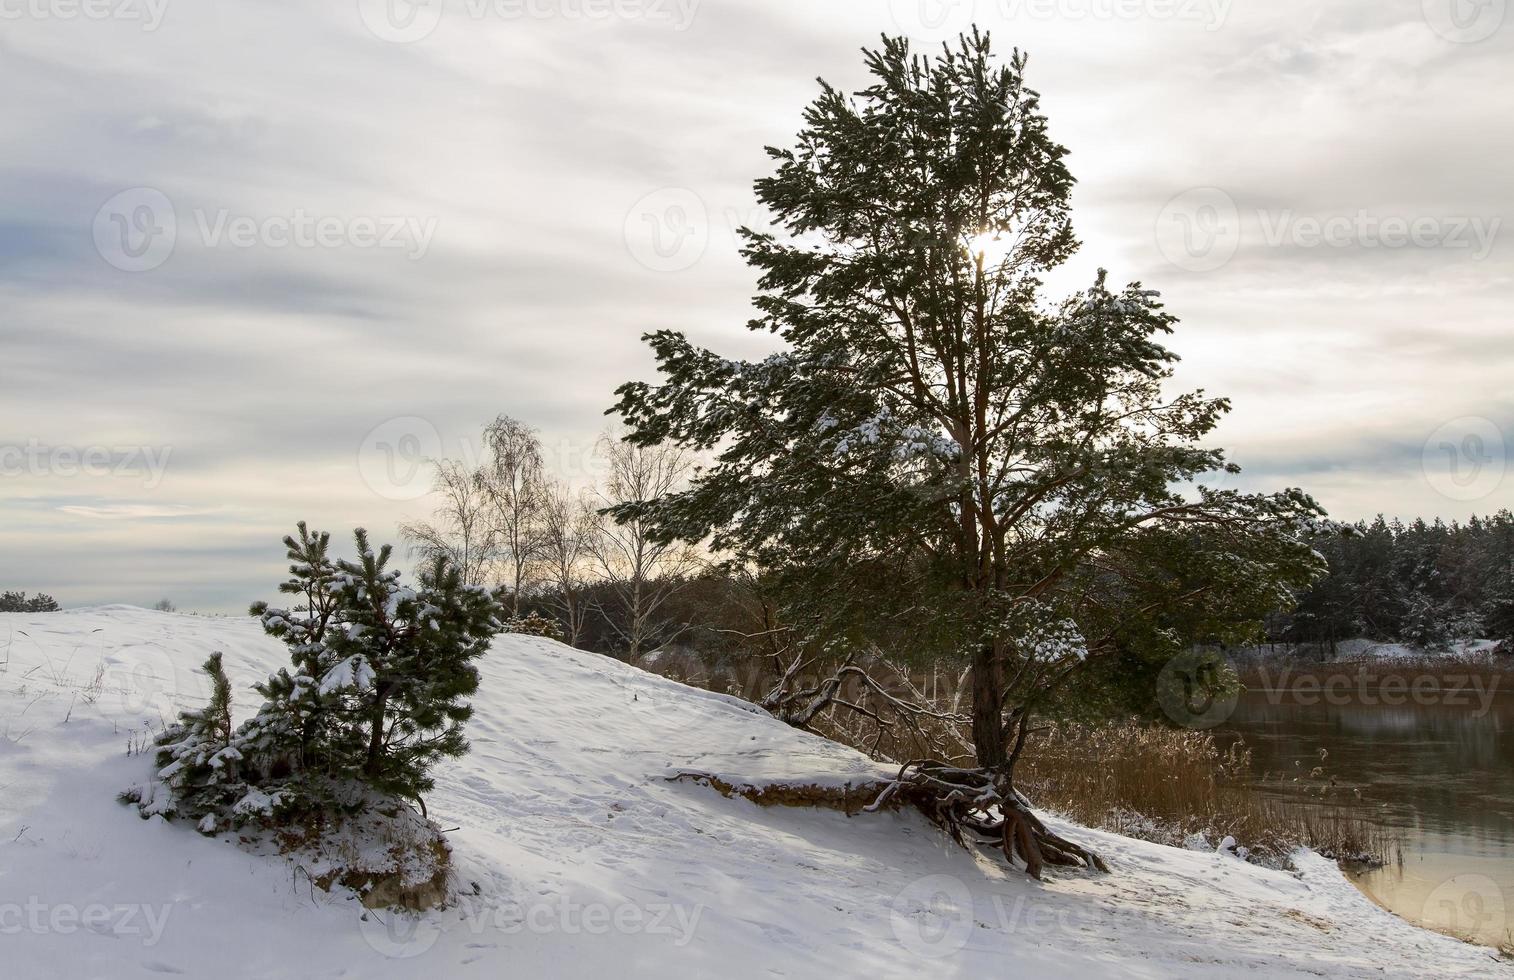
[0,607,1505,978]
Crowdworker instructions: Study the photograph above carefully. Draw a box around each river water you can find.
[1216,679,1514,949]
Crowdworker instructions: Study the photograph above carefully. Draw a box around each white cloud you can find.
[55,505,214,520]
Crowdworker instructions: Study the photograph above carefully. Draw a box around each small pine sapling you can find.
[121,653,244,830]
[123,523,508,831]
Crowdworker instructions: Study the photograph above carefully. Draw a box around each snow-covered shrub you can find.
[123,523,508,831]
[502,611,565,642]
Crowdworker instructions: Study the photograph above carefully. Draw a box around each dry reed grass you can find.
[678,656,1401,868]
[1017,722,1399,867]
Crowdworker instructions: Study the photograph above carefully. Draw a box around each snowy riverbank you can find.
[1,607,1504,978]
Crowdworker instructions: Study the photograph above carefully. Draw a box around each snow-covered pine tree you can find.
[121,653,243,831]
[316,530,508,803]
[1485,562,1514,651]
[1392,521,1462,651]
[243,521,346,788]
[124,524,507,827]
[610,29,1324,876]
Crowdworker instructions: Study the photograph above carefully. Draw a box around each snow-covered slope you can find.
[0,607,1503,978]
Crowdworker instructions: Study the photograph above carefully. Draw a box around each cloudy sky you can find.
[1,0,1509,612]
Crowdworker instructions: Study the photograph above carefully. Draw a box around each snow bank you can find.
[1332,637,1502,660]
[1241,637,1503,661]
[0,607,1503,978]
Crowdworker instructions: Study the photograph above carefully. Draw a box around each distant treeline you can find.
[0,591,61,613]
[520,575,761,666]
[531,513,1514,668]
[1267,512,1514,650]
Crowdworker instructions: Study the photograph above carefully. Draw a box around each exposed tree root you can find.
[667,771,899,815]
[670,761,1108,880]
[867,760,1108,878]
[741,656,1108,879]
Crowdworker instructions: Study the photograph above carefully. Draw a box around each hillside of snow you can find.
[0,607,1504,978]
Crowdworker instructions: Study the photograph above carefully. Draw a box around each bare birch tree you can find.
[401,458,500,588]
[538,481,596,647]
[479,415,548,614]
[588,435,700,659]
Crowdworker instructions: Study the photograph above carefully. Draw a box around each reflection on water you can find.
[1217,688,1514,948]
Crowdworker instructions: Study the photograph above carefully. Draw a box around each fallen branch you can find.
[759,657,972,765]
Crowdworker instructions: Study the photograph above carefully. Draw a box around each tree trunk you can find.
[628,577,645,660]
[970,641,1007,770]
[365,689,389,778]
